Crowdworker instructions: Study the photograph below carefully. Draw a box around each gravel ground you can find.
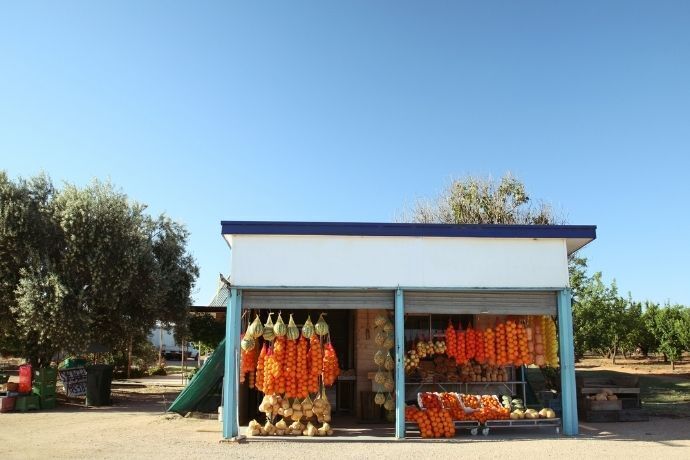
[1,389,689,460]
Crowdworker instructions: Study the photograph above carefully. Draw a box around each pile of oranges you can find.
[439,392,467,420]
[445,321,457,359]
[406,406,455,438]
[240,338,258,388]
[255,344,267,392]
[418,392,442,410]
[460,393,481,410]
[484,327,496,365]
[307,335,323,393]
[479,395,510,420]
[295,336,309,398]
[455,330,468,365]
[465,326,477,360]
[284,337,297,397]
[506,320,519,364]
[322,343,340,386]
[474,329,486,363]
[273,337,287,395]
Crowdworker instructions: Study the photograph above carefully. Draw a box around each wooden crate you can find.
[587,399,623,411]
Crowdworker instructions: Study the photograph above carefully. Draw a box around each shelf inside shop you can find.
[405,379,527,404]
[482,418,561,435]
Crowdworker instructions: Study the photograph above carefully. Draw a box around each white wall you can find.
[225,234,569,288]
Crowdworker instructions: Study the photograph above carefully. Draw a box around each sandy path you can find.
[1,398,689,460]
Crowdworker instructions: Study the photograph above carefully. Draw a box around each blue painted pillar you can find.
[394,288,405,439]
[222,288,242,439]
[557,288,578,435]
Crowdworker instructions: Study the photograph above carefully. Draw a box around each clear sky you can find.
[1,1,689,306]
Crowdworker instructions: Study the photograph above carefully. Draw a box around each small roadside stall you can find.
[219,221,596,440]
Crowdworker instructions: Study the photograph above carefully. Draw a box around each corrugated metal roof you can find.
[208,276,230,307]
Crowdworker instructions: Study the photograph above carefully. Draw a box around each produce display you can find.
[405,316,560,379]
[240,312,341,437]
[372,314,396,415]
[409,391,557,437]
[239,337,258,388]
[586,388,618,401]
[405,405,455,438]
[531,315,559,367]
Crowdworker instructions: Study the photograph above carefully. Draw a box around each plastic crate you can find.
[0,396,16,413]
[33,384,56,397]
[34,367,58,385]
[39,396,57,410]
[19,364,32,394]
[15,395,40,412]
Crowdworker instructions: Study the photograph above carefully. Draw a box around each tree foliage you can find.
[571,274,642,362]
[649,304,687,369]
[188,314,225,351]
[0,172,199,366]
[401,173,562,225]
[400,173,690,367]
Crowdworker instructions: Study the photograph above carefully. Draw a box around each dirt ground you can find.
[576,355,690,378]
[1,386,689,460]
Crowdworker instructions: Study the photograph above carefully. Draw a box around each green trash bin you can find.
[34,367,58,385]
[86,365,113,406]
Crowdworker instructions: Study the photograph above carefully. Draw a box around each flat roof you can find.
[221,221,596,254]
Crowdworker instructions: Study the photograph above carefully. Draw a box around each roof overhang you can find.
[221,221,596,255]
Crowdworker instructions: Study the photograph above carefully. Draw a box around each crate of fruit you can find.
[417,392,443,410]
[458,394,481,414]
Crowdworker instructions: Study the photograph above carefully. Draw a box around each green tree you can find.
[401,173,562,225]
[188,314,225,352]
[0,172,61,359]
[626,301,659,357]
[1,173,199,367]
[571,273,637,363]
[653,304,686,370]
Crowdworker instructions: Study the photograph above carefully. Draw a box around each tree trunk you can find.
[181,339,186,384]
[127,336,133,379]
[158,327,163,366]
[611,343,617,365]
[672,360,675,371]
[622,349,628,359]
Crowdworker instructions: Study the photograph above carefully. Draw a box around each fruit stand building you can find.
[220,221,596,439]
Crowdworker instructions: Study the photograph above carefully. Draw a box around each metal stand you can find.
[483,418,561,435]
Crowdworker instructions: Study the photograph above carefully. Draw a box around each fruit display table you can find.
[484,417,561,435]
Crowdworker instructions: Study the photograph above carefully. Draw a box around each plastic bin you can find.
[34,367,57,385]
[61,358,87,369]
[0,396,16,413]
[33,384,56,398]
[15,395,40,412]
[39,396,57,410]
[86,365,113,406]
[18,364,32,394]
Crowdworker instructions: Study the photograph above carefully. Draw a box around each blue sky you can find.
[1,1,689,305]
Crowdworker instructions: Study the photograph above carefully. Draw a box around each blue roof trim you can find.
[221,221,596,241]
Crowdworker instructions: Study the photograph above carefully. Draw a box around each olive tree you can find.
[400,173,563,225]
[0,172,199,367]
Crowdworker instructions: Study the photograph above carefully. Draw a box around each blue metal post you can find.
[557,288,578,435]
[223,288,241,439]
[394,288,405,439]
